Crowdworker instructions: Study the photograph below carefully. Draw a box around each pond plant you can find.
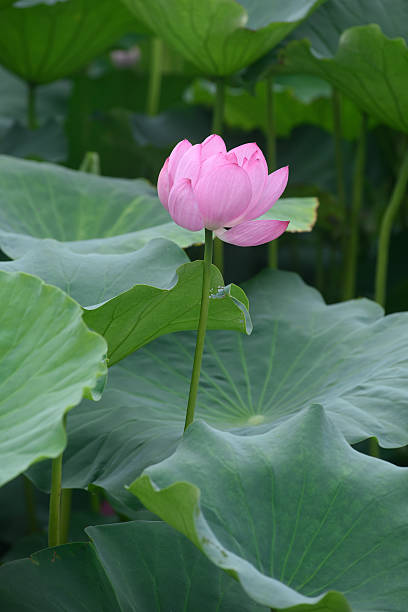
[0,1,408,611]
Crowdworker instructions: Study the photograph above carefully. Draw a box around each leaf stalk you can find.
[184,229,213,430]
[375,147,408,307]
[146,37,163,116]
[342,113,366,300]
[27,82,38,130]
[48,452,63,547]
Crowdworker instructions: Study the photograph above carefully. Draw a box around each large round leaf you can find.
[115,268,408,448]
[0,521,265,611]
[122,0,326,76]
[84,261,251,365]
[28,268,408,513]
[130,408,408,611]
[278,0,408,133]
[250,0,408,80]
[0,0,137,84]
[0,270,107,487]
[0,240,252,365]
[0,238,188,308]
[285,0,408,55]
[0,155,203,257]
[0,156,317,257]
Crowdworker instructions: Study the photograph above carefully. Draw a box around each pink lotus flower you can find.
[157,135,289,246]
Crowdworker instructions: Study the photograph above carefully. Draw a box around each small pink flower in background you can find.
[110,46,140,69]
[157,134,289,246]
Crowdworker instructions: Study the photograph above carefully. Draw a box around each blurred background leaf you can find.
[0,0,139,83]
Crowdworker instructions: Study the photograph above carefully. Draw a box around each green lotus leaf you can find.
[121,0,326,76]
[0,521,265,611]
[0,0,137,83]
[113,268,408,449]
[0,66,71,125]
[247,0,408,83]
[0,156,317,259]
[130,408,408,611]
[0,120,67,162]
[280,23,408,134]
[188,76,366,140]
[262,197,318,232]
[0,240,252,365]
[84,261,252,365]
[0,155,203,257]
[286,0,408,56]
[0,238,189,308]
[0,544,120,611]
[0,270,107,487]
[27,268,408,514]
[0,0,15,8]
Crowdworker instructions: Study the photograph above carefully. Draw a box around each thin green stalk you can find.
[48,452,63,547]
[90,490,100,513]
[332,88,347,293]
[268,242,278,268]
[60,488,72,544]
[332,88,346,220]
[343,113,367,300]
[266,75,278,269]
[265,75,276,171]
[184,229,213,430]
[23,476,38,533]
[328,242,339,299]
[27,82,38,130]
[212,79,225,274]
[369,438,380,458]
[79,151,101,175]
[375,147,408,307]
[212,78,225,135]
[146,37,163,116]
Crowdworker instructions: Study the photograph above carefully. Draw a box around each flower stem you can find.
[375,147,408,307]
[60,488,72,544]
[184,229,213,430]
[332,88,346,222]
[48,452,63,547]
[27,82,38,130]
[90,490,100,513]
[266,75,278,269]
[146,37,163,116]
[23,476,38,533]
[79,151,101,174]
[342,113,366,300]
[212,78,225,135]
[369,438,380,458]
[332,88,347,294]
[212,79,225,274]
